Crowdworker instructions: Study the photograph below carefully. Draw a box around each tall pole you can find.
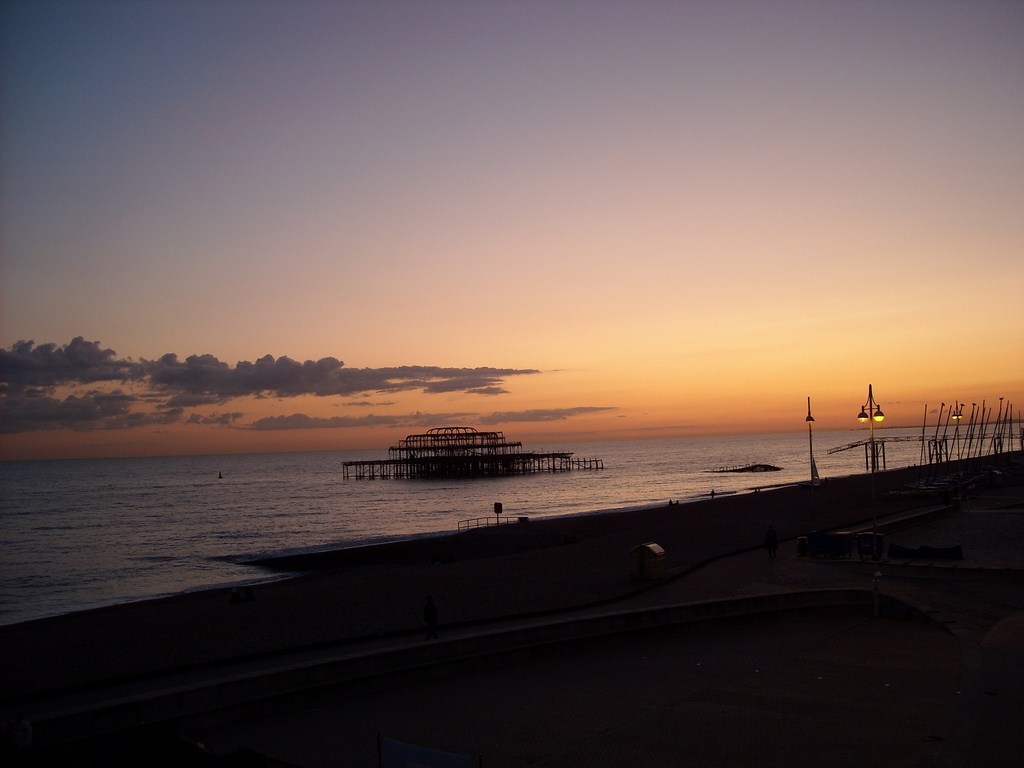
[806,396,815,484]
[859,385,885,527]
[806,397,816,519]
[859,384,884,472]
[869,387,876,471]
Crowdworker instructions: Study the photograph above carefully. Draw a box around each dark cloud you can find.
[465,386,509,396]
[146,355,532,400]
[480,407,616,424]
[0,391,182,434]
[147,353,350,399]
[252,411,474,431]
[186,412,245,426]
[419,372,512,395]
[163,393,224,409]
[0,338,144,392]
[252,407,616,431]
[0,337,543,434]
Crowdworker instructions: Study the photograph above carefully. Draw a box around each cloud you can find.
[251,407,614,431]
[0,390,182,434]
[147,353,347,399]
[0,337,544,434]
[144,355,535,400]
[466,386,509,396]
[479,407,617,424]
[0,338,144,392]
[186,412,245,426]
[251,412,474,431]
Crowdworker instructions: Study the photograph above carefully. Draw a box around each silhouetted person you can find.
[424,595,438,640]
[4,712,32,766]
[229,587,242,605]
[765,525,778,559]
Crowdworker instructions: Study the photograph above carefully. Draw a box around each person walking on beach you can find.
[764,525,778,559]
[424,595,439,640]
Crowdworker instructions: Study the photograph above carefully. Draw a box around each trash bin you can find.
[830,532,853,558]
[628,543,665,580]
[797,536,808,556]
[857,532,875,560]
[806,532,830,557]
[872,533,884,561]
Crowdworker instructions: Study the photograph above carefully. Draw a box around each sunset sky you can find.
[2,0,1022,461]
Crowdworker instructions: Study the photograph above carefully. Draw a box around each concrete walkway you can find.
[188,487,1024,768]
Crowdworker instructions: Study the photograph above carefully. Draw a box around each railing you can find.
[344,452,603,480]
[826,435,921,454]
[457,516,526,533]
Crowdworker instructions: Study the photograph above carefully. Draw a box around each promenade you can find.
[4,459,1023,767]
[197,482,1024,768]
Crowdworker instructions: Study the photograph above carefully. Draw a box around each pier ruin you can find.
[342,426,603,480]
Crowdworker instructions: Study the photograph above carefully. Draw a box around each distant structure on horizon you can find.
[342,426,603,480]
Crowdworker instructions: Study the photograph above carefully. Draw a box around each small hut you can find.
[628,543,665,580]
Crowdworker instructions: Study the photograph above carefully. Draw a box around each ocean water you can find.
[0,429,931,626]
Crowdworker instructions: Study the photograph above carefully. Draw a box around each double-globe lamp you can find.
[858,384,885,472]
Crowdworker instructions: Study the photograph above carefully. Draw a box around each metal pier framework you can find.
[342,427,603,480]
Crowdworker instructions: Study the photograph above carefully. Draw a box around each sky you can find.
[1,0,1022,461]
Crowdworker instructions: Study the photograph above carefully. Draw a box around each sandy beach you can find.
[2,457,1016,704]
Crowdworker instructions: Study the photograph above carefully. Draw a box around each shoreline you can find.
[0,428,958,626]
[243,467,888,569]
[0,479,794,628]
[239,460,980,573]
[1,460,1008,629]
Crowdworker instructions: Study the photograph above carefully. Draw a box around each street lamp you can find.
[806,397,818,519]
[859,385,885,532]
[858,384,885,472]
[806,397,818,485]
[951,402,964,462]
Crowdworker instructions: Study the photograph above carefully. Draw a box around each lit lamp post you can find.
[951,401,964,462]
[806,397,817,518]
[858,385,885,529]
[806,396,815,479]
[858,384,885,471]
[950,402,966,507]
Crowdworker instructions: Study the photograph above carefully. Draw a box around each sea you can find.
[0,429,933,626]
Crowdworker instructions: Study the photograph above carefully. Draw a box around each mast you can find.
[917,404,928,485]
[992,398,1005,456]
